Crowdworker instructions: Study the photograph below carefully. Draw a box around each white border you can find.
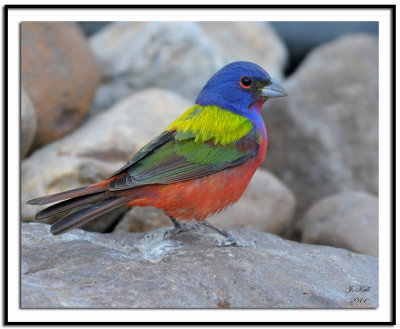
[6,5,393,324]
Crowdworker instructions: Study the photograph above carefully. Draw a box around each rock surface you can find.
[115,169,296,236]
[262,34,378,214]
[21,89,191,232]
[21,88,37,158]
[300,192,378,257]
[21,22,101,148]
[89,21,287,116]
[21,222,378,308]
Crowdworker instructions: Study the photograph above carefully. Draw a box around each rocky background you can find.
[21,21,379,308]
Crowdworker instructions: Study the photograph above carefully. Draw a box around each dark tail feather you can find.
[27,185,106,206]
[50,196,126,235]
[34,192,108,220]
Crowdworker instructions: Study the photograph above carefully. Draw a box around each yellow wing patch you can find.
[167,104,253,146]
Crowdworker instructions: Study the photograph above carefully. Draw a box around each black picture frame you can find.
[4,4,396,325]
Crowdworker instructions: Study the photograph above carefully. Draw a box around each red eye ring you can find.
[240,76,252,89]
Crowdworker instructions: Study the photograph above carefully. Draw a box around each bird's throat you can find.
[251,99,267,113]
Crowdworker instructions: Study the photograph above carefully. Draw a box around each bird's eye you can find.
[240,76,252,89]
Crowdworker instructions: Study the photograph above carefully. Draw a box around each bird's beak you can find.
[260,79,288,98]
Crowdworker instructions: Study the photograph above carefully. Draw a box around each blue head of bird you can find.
[195,61,287,120]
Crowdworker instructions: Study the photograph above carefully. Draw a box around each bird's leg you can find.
[200,220,255,247]
[170,217,191,232]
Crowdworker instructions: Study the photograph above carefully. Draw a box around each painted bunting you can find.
[27,61,287,246]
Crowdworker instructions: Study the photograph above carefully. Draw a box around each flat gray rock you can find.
[22,223,378,308]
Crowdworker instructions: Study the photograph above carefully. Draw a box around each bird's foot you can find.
[163,219,200,240]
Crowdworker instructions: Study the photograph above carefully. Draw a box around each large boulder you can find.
[21,89,191,232]
[89,21,287,116]
[300,192,378,257]
[261,34,378,214]
[21,22,101,148]
[115,169,296,236]
[21,222,378,308]
[21,88,37,158]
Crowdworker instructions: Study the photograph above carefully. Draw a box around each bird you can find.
[27,61,287,247]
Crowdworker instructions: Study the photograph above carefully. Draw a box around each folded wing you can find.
[108,128,260,191]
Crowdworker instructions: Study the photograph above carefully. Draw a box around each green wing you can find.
[108,128,260,191]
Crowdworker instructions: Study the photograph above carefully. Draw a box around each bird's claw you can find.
[217,237,256,247]
[163,223,200,240]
